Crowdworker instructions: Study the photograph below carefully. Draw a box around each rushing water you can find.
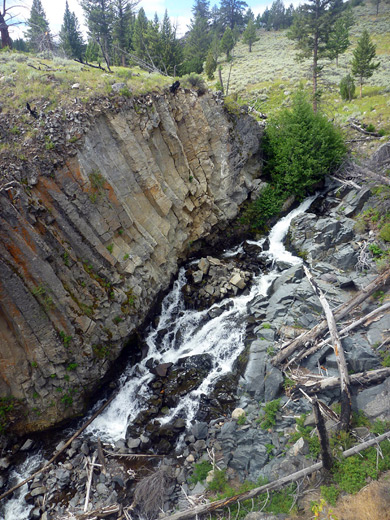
[87,195,316,441]
[2,196,315,519]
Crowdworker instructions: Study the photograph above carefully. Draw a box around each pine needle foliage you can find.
[264,90,347,198]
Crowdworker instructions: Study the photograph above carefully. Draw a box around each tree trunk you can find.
[312,398,333,471]
[312,32,318,112]
[0,12,12,49]
[303,267,351,431]
[292,366,390,397]
[272,268,390,366]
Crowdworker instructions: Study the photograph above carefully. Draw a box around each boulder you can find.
[354,377,390,421]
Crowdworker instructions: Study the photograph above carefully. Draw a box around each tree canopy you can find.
[25,0,52,52]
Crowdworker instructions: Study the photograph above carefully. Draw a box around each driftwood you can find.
[160,431,390,520]
[303,267,351,430]
[288,301,390,367]
[0,393,116,502]
[84,454,96,512]
[349,120,382,138]
[292,366,390,397]
[272,268,390,366]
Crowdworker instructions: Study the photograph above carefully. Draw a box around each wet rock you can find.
[20,439,34,451]
[152,363,173,377]
[191,422,208,440]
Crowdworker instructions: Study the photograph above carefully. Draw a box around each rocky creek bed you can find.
[1,177,390,520]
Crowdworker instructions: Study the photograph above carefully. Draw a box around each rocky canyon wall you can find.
[0,90,263,434]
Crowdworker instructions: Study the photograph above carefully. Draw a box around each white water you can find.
[1,196,315,520]
[87,195,316,441]
[2,453,44,520]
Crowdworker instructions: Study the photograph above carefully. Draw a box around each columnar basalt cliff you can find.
[0,90,263,434]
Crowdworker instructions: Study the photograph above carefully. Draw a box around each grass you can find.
[209,2,390,149]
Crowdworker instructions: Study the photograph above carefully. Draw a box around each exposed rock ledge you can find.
[0,90,263,434]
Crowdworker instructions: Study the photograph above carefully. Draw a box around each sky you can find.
[5,0,299,40]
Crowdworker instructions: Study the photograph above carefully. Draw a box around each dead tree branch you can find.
[272,268,390,366]
[288,301,390,366]
[160,430,390,520]
[0,393,116,502]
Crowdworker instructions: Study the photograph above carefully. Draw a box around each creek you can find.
[1,195,316,520]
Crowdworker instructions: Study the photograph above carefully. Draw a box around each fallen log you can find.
[0,393,116,502]
[303,266,352,430]
[291,366,390,397]
[160,431,390,520]
[287,301,390,367]
[272,268,390,366]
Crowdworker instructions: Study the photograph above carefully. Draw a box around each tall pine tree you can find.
[25,0,52,52]
[59,1,85,61]
[351,29,380,97]
[81,0,114,68]
[219,0,248,29]
[288,0,345,111]
[112,0,138,66]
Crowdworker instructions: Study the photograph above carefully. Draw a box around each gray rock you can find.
[190,481,206,495]
[111,82,127,93]
[354,377,390,421]
[0,458,10,470]
[30,486,47,497]
[96,482,109,495]
[191,422,208,440]
[127,437,141,449]
[20,439,34,451]
[333,244,357,270]
[192,270,203,283]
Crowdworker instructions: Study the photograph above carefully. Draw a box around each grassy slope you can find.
[215,1,390,157]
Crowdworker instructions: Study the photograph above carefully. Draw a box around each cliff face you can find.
[0,90,263,434]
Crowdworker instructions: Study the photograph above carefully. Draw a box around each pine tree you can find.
[81,0,114,68]
[219,0,248,29]
[133,7,149,61]
[192,0,210,20]
[25,0,52,52]
[183,15,211,74]
[242,18,258,52]
[351,29,380,98]
[287,0,345,112]
[220,26,234,59]
[159,10,182,75]
[326,10,354,66]
[59,1,85,61]
[205,49,217,78]
[112,0,137,66]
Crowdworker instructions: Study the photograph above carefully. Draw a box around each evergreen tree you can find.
[244,8,255,24]
[25,0,52,52]
[192,0,210,20]
[219,0,248,29]
[59,1,85,61]
[351,29,380,97]
[242,19,258,52]
[326,9,354,66]
[112,0,136,65]
[260,7,270,28]
[205,49,217,78]
[132,7,149,61]
[267,0,286,30]
[220,26,234,59]
[287,0,345,111]
[81,0,114,68]
[159,10,182,75]
[85,38,102,61]
[13,38,28,52]
[183,14,211,74]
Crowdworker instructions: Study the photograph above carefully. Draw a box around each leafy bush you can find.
[379,222,390,242]
[207,469,228,492]
[339,74,356,101]
[264,90,347,199]
[321,484,340,506]
[182,74,207,95]
[189,461,212,484]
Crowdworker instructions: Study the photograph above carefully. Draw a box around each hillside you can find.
[216,1,390,156]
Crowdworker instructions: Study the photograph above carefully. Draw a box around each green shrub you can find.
[379,222,390,242]
[189,461,212,484]
[339,74,356,101]
[264,90,346,199]
[321,485,340,506]
[260,398,281,430]
[182,74,207,95]
[207,469,228,492]
[241,184,286,231]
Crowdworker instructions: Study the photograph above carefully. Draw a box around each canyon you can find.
[0,90,263,434]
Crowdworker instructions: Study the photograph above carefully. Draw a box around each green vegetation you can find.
[321,485,340,506]
[259,398,281,430]
[351,29,380,97]
[59,330,72,347]
[340,73,356,101]
[189,461,212,484]
[0,397,16,434]
[237,413,247,425]
[241,184,286,231]
[289,414,321,458]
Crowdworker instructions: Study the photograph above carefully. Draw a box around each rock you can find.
[30,486,47,497]
[186,454,195,463]
[71,83,80,89]
[0,458,10,470]
[288,437,309,457]
[111,82,127,93]
[20,439,34,451]
[191,422,208,440]
[198,258,210,274]
[229,273,246,290]
[152,362,173,377]
[192,270,203,283]
[96,482,109,495]
[232,408,246,420]
[354,377,390,421]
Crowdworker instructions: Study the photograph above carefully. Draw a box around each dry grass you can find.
[331,477,390,520]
